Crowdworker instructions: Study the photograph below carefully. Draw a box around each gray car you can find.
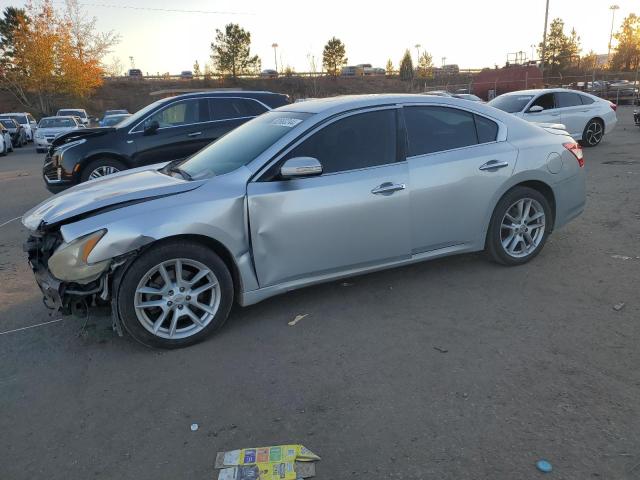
[23,95,586,348]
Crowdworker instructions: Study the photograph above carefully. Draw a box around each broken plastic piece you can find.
[536,460,552,473]
[190,423,198,432]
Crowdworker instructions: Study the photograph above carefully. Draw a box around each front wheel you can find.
[81,158,126,182]
[117,241,234,348]
[486,186,551,266]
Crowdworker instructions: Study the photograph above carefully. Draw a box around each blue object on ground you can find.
[536,460,552,473]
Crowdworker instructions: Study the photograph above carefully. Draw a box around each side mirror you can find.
[280,157,323,179]
[143,119,160,135]
[528,105,544,113]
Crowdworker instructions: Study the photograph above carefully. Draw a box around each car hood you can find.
[38,127,78,136]
[51,127,115,147]
[22,165,204,230]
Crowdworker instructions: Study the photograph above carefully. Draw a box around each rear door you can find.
[247,107,411,287]
[130,98,210,165]
[522,92,561,124]
[555,91,587,137]
[404,105,517,253]
[201,97,268,146]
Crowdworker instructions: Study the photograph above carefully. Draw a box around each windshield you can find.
[6,114,27,124]
[0,119,15,128]
[488,94,534,113]
[39,118,76,128]
[179,111,312,180]
[102,115,130,126]
[117,98,166,129]
[105,110,128,116]
[58,110,86,118]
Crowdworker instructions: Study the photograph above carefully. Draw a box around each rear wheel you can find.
[486,186,551,266]
[581,119,604,147]
[81,158,126,182]
[117,241,234,348]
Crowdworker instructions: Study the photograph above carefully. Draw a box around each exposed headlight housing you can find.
[48,229,110,282]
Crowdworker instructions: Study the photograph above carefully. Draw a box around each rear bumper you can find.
[553,170,586,230]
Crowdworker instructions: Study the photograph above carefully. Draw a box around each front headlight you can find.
[48,229,110,282]
[35,130,44,138]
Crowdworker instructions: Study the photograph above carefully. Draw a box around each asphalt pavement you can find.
[1,108,639,479]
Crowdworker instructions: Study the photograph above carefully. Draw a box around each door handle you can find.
[479,160,509,171]
[371,182,406,195]
[187,131,202,137]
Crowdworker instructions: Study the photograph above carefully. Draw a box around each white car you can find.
[56,108,89,126]
[34,116,83,153]
[0,126,12,155]
[488,88,617,147]
[0,112,38,141]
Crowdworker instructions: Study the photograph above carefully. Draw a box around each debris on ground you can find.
[433,346,448,353]
[536,459,552,473]
[288,314,308,326]
[215,445,320,479]
[190,423,199,432]
[610,254,632,260]
[613,302,626,312]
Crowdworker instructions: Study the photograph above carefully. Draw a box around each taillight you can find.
[563,142,584,167]
[609,101,617,111]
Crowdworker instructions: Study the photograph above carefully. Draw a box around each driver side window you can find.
[530,93,555,111]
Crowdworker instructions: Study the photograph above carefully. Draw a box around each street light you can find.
[540,0,550,73]
[414,44,421,63]
[271,43,279,73]
[608,5,620,63]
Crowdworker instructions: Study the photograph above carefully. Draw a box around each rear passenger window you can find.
[556,92,582,107]
[404,106,477,156]
[475,115,498,143]
[210,98,266,121]
[579,95,595,105]
[283,109,397,174]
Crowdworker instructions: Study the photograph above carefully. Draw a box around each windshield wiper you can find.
[169,165,192,180]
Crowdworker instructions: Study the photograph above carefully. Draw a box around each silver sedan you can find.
[23,95,586,348]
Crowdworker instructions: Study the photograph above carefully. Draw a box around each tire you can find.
[485,186,551,266]
[36,148,46,153]
[117,240,234,348]
[80,158,127,182]
[580,118,604,147]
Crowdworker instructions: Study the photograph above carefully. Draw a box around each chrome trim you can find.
[371,182,406,195]
[127,96,271,134]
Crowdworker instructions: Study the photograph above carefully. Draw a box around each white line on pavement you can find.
[0,318,63,336]
[0,216,22,228]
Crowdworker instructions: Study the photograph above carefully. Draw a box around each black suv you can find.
[43,91,289,192]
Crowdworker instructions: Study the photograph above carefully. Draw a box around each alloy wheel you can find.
[500,198,546,258]
[585,121,603,146]
[134,258,221,339]
[88,165,120,179]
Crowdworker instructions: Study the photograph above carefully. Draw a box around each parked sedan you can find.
[35,116,83,153]
[0,112,37,141]
[0,125,12,155]
[0,118,27,147]
[57,108,89,126]
[23,95,586,348]
[99,109,129,126]
[100,113,131,127]
[41,90,289,192]
[488,88,617,147]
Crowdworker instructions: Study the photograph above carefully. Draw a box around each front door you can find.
[247,108,411,287]
[522,92,561,124]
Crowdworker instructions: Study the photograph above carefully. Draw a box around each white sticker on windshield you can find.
[517,96,532,100]
[270,117,303,128]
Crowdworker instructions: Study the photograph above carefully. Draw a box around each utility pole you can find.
[540,0,550,74]
[441,56,446,67]
[271,43,279,73]
[608,5,620,63]
[414,44,421,63]
[129,56,135,69]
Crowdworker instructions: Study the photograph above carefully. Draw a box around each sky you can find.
[1,0,638,74]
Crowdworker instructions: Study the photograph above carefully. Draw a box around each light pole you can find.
[530,44,536,63]
[414,44,421,63]
[608,5,619,63]
[540,0,550,74]
[441,56,446,67]
[271,43,279,73]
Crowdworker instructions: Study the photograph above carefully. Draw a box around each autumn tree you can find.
[581,50,600,71]
[211,23,260,77]
[399,49,414,81]
[0,6,28,68]
[610,13,640,71]
[538,18,581,74]
[322,37,347,76]
[417,51,433,78]
[193,60,201,77]
[385,58,394,75]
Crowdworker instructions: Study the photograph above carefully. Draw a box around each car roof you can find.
[41,115,76,120]
[500,88,592,96]
[163,90,286,101]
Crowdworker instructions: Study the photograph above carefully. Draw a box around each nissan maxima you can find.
[23,95,586,348]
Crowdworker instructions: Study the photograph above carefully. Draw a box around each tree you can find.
[105,56,124,77]
[210,23,260,77]
[417,51,433,78]
[610,13,640,71]
[193,60,201,77]
[0,0,118,114]
[581,50,600,71]
[322,37,347,76]
[538,18,581,74]
[399,49,414,81]
[0,6,28,67]
[385,59,394,75]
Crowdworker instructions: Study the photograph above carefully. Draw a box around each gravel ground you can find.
[0,107,638,479]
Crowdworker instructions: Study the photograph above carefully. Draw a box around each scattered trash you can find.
[288,314,308,326]
[611,254,632,260]
[536,459,552,473]
[190,423,199,432]
[215,445,320,479]
[613,302,626,312]
[433,346,448,353]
